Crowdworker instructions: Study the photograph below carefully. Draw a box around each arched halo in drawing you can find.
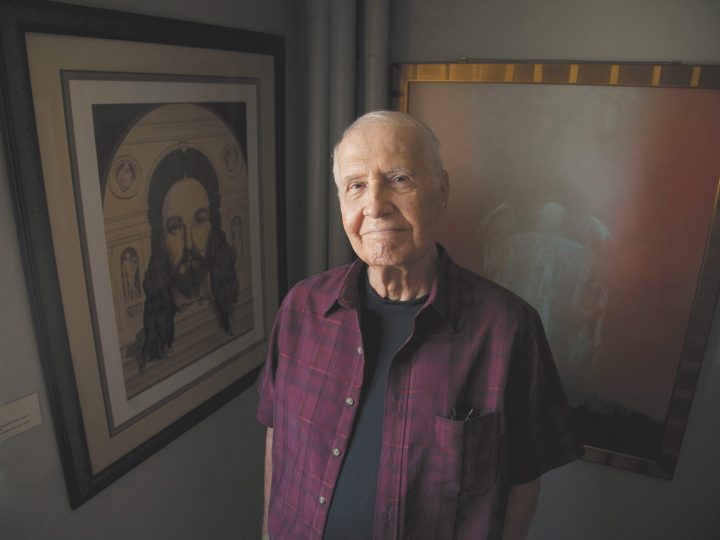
[222,142,242,177]
[109,156,142,199]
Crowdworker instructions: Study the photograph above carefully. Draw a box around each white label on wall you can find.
[0,393,42,442]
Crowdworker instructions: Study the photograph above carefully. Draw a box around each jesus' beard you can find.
[171,248,208,298]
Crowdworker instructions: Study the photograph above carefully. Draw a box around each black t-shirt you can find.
[323,274,426,540]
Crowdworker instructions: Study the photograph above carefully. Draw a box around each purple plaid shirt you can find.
[257,246,582,539]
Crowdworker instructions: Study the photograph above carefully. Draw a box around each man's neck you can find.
[366,248,438,302]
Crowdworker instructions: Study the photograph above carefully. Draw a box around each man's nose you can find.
[363,182,393,218]
[185,227,194,251]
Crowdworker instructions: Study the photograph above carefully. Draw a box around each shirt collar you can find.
[422,244,457,333]
[324,244,458,333]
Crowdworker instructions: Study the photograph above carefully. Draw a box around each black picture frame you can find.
[0,0,285,508]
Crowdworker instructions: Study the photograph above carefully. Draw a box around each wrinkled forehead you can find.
[161,177,209,225]
[342,120,421,153]
[337,122,426,173]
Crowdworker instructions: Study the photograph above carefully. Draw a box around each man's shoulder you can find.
[280,263,354,314]
[444,259,537,321]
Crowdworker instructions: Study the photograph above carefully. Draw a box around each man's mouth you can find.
[361,228,406,237]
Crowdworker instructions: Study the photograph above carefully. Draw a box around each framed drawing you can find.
[393,61,720,479]
[0,1,284,507]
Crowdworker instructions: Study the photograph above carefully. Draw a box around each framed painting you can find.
[393,61,720,479]
[0,1,284,507]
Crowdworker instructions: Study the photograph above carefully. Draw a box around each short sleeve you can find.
[504,309,584,485]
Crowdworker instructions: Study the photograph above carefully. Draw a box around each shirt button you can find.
[345,397,355,406]
[332,448,341,457]
[356,346,362,355]
[318,496,327,505]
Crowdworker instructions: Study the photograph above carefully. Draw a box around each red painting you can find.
[397,63,720,476]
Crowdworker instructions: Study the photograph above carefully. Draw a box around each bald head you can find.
[332,111,445,189]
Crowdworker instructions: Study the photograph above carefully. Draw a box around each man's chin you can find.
[358,241,438,272]
[361,244,407,269]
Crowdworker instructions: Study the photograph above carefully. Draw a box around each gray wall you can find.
[4,0,720,539]
[389,1,720,539]
[0,0,306,538]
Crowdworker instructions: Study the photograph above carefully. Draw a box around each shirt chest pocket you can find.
[426,411,500,495]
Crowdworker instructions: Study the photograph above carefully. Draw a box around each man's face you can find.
[162,178,211,268]
[161,178,212,298]
[335,121,448,273]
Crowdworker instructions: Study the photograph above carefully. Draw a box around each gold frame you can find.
[393,61,720,478]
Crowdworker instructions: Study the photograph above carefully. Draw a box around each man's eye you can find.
[165,216,185,235]
[391,175,413,189]
[346,182,364,193]
[195,209,209,224]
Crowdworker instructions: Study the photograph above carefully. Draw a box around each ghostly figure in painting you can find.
[568,217,612,372]
[480,201,612,405]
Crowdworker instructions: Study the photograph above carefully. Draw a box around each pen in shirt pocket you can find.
[449,407,475,421]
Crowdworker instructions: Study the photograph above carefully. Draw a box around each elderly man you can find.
[257,111,582,539]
